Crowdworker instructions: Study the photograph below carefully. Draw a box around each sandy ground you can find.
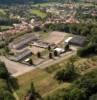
[44,31,67,45]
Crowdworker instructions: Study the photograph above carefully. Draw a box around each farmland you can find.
[29,9,47,18]
[33,2,51,7]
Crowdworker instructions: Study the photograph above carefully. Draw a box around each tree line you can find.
[0,61,19,100]
[0,0,48,5]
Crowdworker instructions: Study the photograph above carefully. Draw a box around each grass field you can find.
[15,56,77,99]
[16,68,59,99]
[0,26,12,31]
[30,9,47,19]
[16,55,97,99]
[0,9,7,17]
[34,3,51,7]
[16,57,71,99]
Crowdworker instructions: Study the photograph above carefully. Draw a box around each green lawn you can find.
[34,3,51,7]
[29,9,47,18]
[0,9,7,17]
[0,26,12,31]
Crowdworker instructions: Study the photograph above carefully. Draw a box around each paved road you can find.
[0,56,35,75]
[0,49,76,77]
[38,51,76,69]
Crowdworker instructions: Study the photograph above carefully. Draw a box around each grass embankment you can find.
[16,55,97,99]
[29,9,47,19]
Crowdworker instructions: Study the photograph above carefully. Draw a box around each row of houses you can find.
[0,23,32,40]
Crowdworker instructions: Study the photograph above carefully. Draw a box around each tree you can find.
[49,52,53,59]
[37,52,41,58]
[54,50,59,56]
[48,45,51,51]
[0,91,15,100]
[65,44,70,51]
[0,41,6,49]
[30,82,36,95]
[0,61,9,79]
[77,43,97,57]
[75,69,97,97]
[5,47,10,54]
[33,26,41,32]
[90,93,97,100]
[28,58,33,65]
[26,81,37,100]
[69,88,87,100]
[55,62,78,82]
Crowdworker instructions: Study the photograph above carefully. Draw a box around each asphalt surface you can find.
[0,47,76,77]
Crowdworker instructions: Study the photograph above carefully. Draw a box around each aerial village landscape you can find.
[0,0,97,100]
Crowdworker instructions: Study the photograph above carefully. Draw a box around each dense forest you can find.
[0,0,88,5]
[0,0,97,4]
[0,0,48,4]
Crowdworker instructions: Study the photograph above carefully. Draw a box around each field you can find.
[16,68,70,99]
[15,55,97,99]
[34,2,51,7]
[16,57,71,99]
[0,9,7,17]
[29,9,47,19]
[0,26,12,31]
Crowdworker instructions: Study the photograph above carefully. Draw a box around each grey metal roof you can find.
[9,33,38,49]
[69,36,86,46]
[14,49,32,62]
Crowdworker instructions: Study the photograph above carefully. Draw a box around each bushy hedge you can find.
[77,43,97,57]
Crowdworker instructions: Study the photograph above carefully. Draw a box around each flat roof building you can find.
[69,36,86,46]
